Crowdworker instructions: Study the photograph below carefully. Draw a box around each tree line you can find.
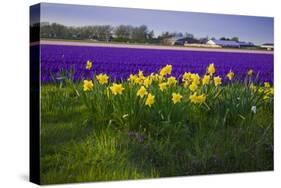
[34,22,240,44]
[39,22,156,43]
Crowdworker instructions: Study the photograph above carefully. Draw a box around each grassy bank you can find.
[40,71,273,184]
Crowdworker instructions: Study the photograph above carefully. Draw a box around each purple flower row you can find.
[39,44,273,84]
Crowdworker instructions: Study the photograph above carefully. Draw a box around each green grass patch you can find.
[40,80,273,184]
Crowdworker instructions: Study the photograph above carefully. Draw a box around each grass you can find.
[40,73,273,185]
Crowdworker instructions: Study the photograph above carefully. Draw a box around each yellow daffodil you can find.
[214,76,222,86]
[110,83,125,95]
[96,73,109,85]
[182,72,192,82]
[128,74,137,84]
[167,76,177,86]
[264,82,270,88]
[191,73,200,85]
[134,77,143,85]
[154,74,164,82]
[189,82,198,92]
[159,82,168,91]
[269,88,274,95]
[149,73,156,80]
[247,69,253,76]
[264,86,273,95]
[202,75,211,85]
[138,70,144,78]
[183,81,190,88]
[83,80,94,91]
[207,63,215,75]
[227,70,234,81]
[137,86,148,98]
[263,86,273,102]
[145,93,155,107]
[160,65,172,76]
[143,77,152,88]
[189,92,206,104]
[86,60,92,70]
[172,93,183,104]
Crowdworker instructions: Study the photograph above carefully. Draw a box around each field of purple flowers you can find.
[40,44,273,83]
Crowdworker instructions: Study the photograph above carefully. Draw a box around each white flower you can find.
[251,106,257,114]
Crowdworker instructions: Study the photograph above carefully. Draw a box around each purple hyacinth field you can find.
[40,44,273,83]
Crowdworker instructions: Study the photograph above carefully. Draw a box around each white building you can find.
[260,43,274,51]
[207,39,240,48]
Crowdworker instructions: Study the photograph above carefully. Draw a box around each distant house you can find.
[206,39,240,48]
[260,43,274,51]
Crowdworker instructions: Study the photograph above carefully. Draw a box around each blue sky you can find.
[40,3,273,45]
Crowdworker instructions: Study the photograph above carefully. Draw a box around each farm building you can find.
[206,39,240,48]
[260,43,274,51]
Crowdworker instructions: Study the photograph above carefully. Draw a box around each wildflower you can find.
[189,82,198,92]
[167,76,177,86]
[172,93,183,104]
[191,73,200,85]
[154,74,164,82]
[134,77,142,85]
[145,93,155,107]
[264,82,270,88]
[189,92,206,104]
[128,74,137,83]
[227,70,234,81]
[182,72,192,82]
[160,65,172,76]
[83,80,93,91]
[110,83,125,95]
[137,86,148,98]
[149,73,155,80]
[143,77,152,88]
[202,75,211,85]
[263,87,274,101]
[247,69,253,76]
[159,82,168,91]
[207,63,215,75]
[96,73,109,85]
[251,106,257,114]
[138,70,145,79]
[214,76,222,86]
[86,60,92,70]
[183,81,190,88]
[269,88,274,95]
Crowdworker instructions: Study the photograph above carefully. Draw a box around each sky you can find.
[39,3,273,45]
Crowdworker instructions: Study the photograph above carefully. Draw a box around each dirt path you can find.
[32,40,274,54]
